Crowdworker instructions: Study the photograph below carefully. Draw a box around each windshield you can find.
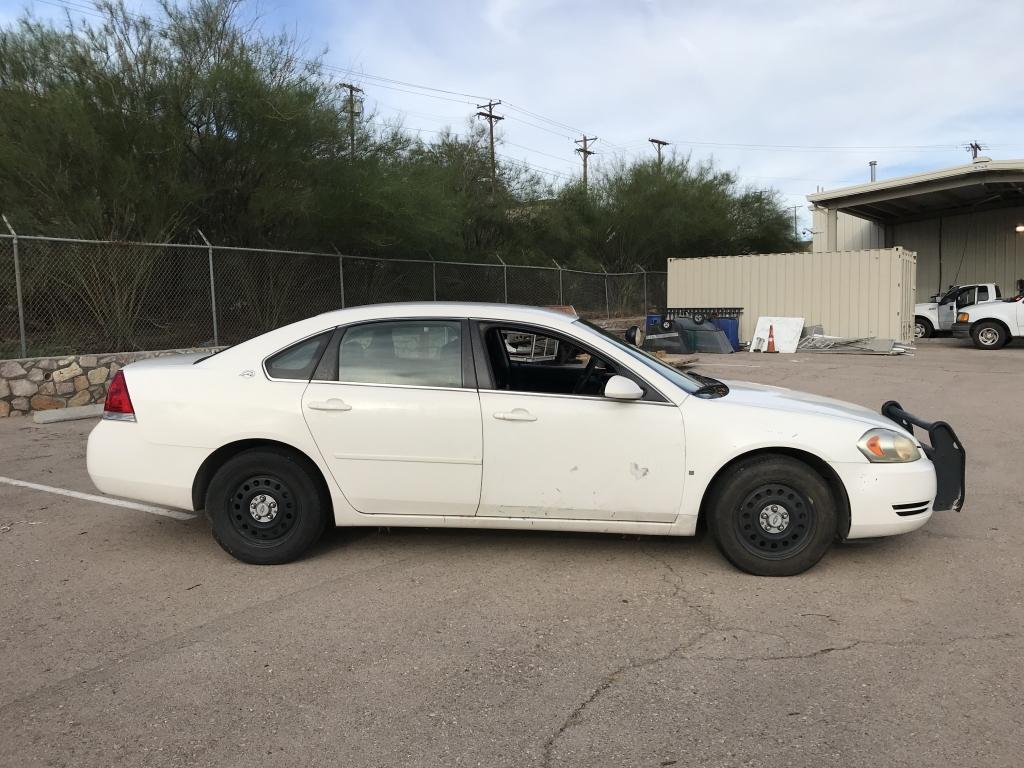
[576,319,703,394]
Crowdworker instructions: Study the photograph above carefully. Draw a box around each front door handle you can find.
[308,398,352,412]
[493,408,537,422]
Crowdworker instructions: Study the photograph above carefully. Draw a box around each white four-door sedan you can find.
[87,303,965,576]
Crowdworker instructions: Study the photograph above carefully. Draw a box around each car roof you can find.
[314,302,579,325]
[203,303,584,367]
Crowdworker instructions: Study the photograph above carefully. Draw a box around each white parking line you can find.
[0,476,196,521]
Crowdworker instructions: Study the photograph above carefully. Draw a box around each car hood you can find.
[719,380,903,432]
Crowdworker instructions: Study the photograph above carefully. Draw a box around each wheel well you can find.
[914,315,932,327]
[698,448,851,540]
[972,317,1011,337]
[191,439,334,516]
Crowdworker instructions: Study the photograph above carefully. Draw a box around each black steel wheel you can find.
[733,483,816,560]
[708,455,837,576]
[206,448,328,564]
[227,474,298,544]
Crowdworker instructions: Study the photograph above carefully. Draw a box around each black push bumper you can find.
[881,401,966,512]
[951,322,972,338]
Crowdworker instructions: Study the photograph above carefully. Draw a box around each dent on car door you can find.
[473,321,686,523]
[301,319,483,516]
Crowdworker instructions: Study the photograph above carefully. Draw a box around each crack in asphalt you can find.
[539,548,1019,767]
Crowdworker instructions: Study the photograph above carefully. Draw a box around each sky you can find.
[3,0,1023,233]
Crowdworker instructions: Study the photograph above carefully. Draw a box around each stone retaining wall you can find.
[0,348,217,418]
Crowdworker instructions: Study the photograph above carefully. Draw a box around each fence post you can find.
[602,265,611,319]
[427,253,437,301]
[2,215,27,358]
[197,229,219,346]
[639,266,648,316]
[496,254,508,303]
[332,246,345,308]
[552,259,563,305]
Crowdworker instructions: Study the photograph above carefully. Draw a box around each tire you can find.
[914,317,934,339]
[707,455,837,577]
[971,321,1007,350]
[205,448,329,564]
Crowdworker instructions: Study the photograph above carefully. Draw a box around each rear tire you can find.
[971,321,1007,350]
[707,455,837,576]
[205,448,328,564]
[914,317,933,339]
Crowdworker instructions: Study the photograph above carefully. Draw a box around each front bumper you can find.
[881,400,966,512]
[951,322,972,338]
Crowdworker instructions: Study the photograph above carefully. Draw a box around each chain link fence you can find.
[0,229,667,359]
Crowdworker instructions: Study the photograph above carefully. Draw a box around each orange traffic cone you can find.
[766,324,777,353]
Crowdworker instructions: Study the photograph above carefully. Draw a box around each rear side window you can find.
[264,332,331,380]
[337,321,462,387]
[978,286,989,302]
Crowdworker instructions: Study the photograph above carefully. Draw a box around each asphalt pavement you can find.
[1,337,1021,767]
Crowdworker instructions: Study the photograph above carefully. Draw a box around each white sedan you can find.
[87,303,965,576]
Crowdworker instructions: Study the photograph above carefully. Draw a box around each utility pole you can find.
[340,83,363,157]
[475,100,504,194]
[575,135,597,188]
[787,205,800,242]
[648,138,669,168]
[965,140,985,160]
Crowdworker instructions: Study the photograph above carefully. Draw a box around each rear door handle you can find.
[493,408,536,422]
[308,398,352,412]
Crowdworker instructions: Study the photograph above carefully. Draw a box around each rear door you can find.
[302,319,483,516]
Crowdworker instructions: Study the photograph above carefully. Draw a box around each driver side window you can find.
[957,287,976,308]
[481,325,615,398]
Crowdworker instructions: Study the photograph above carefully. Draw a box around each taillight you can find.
[103,370,136,422]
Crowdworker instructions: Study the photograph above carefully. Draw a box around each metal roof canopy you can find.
[807,158,1024,223]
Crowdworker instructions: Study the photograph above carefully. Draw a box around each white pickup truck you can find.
[914,283,1001,339]
[951,294,1024,349]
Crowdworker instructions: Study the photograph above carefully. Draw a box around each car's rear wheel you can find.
[914,317,933,339]
[205,448,328,564]
[971,321,1007,350]
[707,455,837,576]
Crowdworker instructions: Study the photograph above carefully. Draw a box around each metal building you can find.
[808,157,1024,300]
[667,247,916,343]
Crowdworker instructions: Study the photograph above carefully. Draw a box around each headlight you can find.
[857,428,920,462]
[957,312,970,322]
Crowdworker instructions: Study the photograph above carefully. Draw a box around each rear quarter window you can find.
[264,332,332,380]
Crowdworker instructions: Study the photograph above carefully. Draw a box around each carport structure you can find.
[809,157,1024,299]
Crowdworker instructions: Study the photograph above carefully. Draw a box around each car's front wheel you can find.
[707,455,837,576]
[971,320,1008,350]
[205,448,329,564]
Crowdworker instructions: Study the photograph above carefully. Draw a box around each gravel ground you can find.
[0,337,1021,767]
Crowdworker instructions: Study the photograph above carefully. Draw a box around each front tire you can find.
[971,321,1007,350]
[914,317,934,339]
[205,448,328,564]
[707,455,837,576]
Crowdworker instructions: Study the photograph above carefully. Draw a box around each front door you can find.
[474,323,685,523]
[302,319,482,516]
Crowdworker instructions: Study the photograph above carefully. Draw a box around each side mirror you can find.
[604,375,644,401]
[624,325,646,347]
